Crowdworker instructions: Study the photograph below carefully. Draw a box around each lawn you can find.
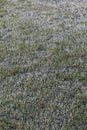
[0,0,87,129]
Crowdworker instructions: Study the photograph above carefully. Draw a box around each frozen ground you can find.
[0,0,87,129]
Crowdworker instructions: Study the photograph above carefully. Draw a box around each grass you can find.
[63,92,87,130]
[0,0,7,17]
[0,0,87,129]
[0,0,6,4]
[0,9,8,17]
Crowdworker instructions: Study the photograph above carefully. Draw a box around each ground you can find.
[0,0,87,129]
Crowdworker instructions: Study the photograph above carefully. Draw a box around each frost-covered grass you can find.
[0,0,87,129]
